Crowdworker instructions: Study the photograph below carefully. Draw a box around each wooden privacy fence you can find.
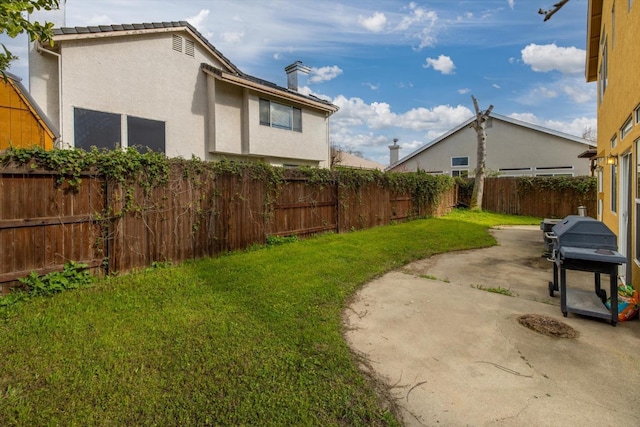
[0,165,456,293]
[480,177,597,218]
[454,177,596,218]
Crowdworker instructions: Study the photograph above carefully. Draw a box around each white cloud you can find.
[358,11,387,32]
[363,82,380,90]
[186,9,210,30]
[423,55,456,74]
[397,3,439,49]
[560,81,594,103]
[507,0,515,9]
[492,83,501,89]
[508,113,597,138]
[518,77,595,106]
[85,14,112,26]
[521,43,586,74]
[458,88,471,94]
[309,65,343,83]
[509,113,540,124]
[537,87,559,98]
[331,95,472,133]
[220,31,244,44]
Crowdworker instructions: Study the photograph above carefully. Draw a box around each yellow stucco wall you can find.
[0,78,54,151]
[594,0,640,287]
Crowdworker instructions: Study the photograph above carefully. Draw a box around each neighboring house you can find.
[586,0,640,285]
[0,72,59,151]
[386,113,595,177]
[28,21,338,167]
[332,150,385,170]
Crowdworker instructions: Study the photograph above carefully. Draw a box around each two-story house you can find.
[28,21,338,167]
[586,0,640,285]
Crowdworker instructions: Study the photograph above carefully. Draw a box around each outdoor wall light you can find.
[606,154,618,165]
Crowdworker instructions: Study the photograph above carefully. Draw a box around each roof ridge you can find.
[53,20,242,75]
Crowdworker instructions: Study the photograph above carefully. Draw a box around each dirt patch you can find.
[517,314,579,338]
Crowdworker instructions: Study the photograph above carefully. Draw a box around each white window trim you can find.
[451,156,469,167]
[621,116,633,139]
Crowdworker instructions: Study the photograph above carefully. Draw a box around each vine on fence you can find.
[516,176,597,195]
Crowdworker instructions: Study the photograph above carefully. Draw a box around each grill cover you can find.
[551,215,618,250]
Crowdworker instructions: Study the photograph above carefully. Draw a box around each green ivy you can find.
[516,176,597,195]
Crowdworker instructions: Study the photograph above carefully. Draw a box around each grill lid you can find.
[552,215,618,250]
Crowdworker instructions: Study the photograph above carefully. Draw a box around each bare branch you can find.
[539,0,570,21]
[471,95,480,115]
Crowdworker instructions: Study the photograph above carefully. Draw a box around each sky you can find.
[1,0,596,165]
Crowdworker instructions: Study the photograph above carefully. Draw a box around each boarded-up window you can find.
[74,107,121,150]
[127,116,166,153]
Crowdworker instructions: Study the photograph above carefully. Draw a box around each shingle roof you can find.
[52,20,336,110]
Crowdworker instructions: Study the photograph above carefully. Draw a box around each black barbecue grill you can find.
[546,215,626,326]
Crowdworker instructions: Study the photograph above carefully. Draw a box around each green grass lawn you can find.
[0,210,539,426]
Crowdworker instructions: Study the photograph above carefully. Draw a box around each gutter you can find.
[36,42,63,148]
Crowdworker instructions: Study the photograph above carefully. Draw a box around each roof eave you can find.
[585,0,603,82]
[202,65,339,114]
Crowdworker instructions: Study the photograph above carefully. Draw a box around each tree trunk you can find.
[470,96,493,211]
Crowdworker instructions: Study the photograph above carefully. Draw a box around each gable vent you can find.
[185,39,195,57]
[172,34,182,52]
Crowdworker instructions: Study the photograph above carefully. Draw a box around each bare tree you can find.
[330,144,343,168]
[470,96,494,211]
[582,126,597,143]
[539,0,570,21]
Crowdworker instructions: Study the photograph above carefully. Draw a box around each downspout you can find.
[36,41,63,148]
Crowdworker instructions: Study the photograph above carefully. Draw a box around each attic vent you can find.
[185,39,195,57]
[172,35,182,52]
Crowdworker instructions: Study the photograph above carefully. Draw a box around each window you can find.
[451,170,468,178]
[259,99,302,132]
[599,36,608,103]
[611,134,618,149]
[630,0,633,12]
[635,105,640,124]
[621,117,633,139]
[611,163,617,213]
[127,116,166,153]
[451,156,469,166]
[74,107,121,150]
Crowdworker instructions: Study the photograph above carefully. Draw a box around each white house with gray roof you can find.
[387,114,596,177]
[28,21,338,167]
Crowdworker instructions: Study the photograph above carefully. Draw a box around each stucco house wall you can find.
[28,21,338,167]
[388,114,594,177]
[586,0,640,287]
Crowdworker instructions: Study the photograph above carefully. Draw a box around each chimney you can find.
[285,61,310,92]
[389,138,401,165]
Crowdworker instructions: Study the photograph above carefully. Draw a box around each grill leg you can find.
[610,269,618,326]
[595,273,607,302]
[560,266,568,317]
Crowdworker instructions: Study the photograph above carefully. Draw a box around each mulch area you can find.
[517,313,579,338]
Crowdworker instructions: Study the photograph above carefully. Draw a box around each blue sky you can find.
[2,0,595,165]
